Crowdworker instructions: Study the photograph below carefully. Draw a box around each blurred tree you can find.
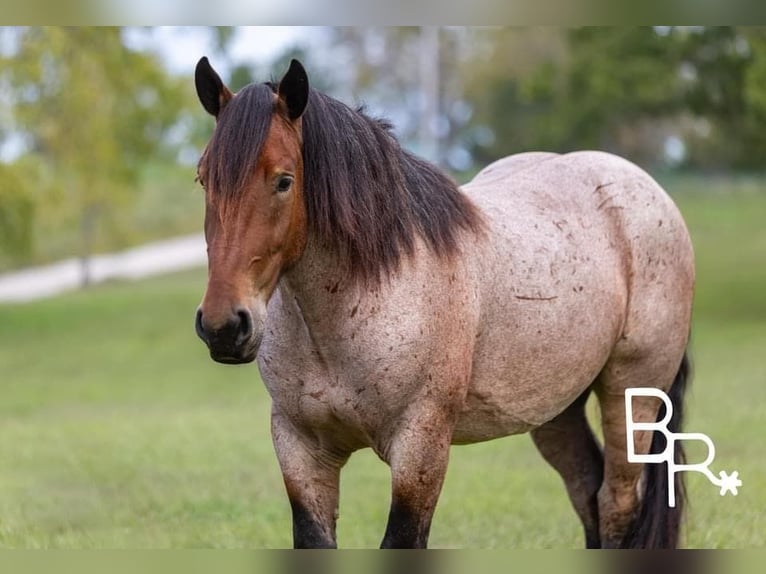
[459,28,570,166]
[1,27,187,282]
[310,27,475,168]
[463,26,766,171]
[199,26,766,174]
[564,28,684,152]
[463,27,685,167]
[742,28,766,163]
[0,161,35,266]
[678,26,766,169]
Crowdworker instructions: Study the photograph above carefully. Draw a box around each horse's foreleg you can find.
[271,410,346,548]
[380,403,455,549]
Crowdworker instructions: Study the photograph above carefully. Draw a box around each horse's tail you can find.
[621,351,690,549]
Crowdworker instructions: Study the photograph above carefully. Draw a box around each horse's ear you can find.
[278,59,309,121]
[195,57,232,118]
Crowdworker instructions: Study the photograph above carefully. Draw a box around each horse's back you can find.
[453,151,694,443]
[471,151,560,184]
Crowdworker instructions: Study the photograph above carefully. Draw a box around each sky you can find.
[123,27,321,76]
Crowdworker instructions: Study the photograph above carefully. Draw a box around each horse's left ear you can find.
[278,59,309,121]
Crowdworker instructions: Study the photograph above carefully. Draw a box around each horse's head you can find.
[193,57,309,364]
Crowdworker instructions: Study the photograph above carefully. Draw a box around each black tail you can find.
[621,352,690,549]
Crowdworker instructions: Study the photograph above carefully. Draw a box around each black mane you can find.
[205,83,484,285]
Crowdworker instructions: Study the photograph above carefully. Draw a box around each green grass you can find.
[1,179,765,548]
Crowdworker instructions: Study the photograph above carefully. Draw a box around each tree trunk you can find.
[79,203,97,288]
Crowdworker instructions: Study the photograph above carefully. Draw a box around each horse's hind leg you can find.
[530,388,603,548]
[594,349,687,549]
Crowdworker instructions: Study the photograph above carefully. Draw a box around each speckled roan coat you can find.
[194,58,695,549]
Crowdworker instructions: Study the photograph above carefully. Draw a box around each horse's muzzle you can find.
[195,307,260,364]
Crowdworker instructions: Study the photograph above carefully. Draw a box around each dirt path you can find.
[0,234,206,303]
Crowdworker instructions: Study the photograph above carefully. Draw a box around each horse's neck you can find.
[278,238,355,331]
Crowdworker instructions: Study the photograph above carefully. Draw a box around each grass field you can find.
[0,179,764,548]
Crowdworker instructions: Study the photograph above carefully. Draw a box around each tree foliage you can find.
[464,27,766,170]
[0,161,34,264]
[0,27,189,275]
[201,26,766,172]
[5,27,186,187]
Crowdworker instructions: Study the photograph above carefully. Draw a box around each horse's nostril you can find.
[195,308,208,343]
[236,308,253,342]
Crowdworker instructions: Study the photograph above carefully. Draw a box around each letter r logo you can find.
[625,387,740,507]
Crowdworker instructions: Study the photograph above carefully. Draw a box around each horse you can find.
[192,57,694,549]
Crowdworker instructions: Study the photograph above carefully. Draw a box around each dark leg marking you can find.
[290,499,337,549]
[380,500,429,549]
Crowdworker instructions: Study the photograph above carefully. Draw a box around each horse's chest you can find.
[258,348,384,447]
[296,377,367,426]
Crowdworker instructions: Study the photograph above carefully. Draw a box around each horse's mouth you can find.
[204,329,262,365]
[208,335,261,364]
[209,351,257,365]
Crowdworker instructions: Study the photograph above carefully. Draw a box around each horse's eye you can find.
[275,175,294,193]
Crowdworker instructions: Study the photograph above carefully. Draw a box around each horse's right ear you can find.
[195,57,233,118]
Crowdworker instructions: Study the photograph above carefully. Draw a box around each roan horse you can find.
[193,57,694,549]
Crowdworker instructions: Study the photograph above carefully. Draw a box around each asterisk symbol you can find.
[718,471,742,496]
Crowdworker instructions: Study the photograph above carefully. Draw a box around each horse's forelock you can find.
[205,83,276,199]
